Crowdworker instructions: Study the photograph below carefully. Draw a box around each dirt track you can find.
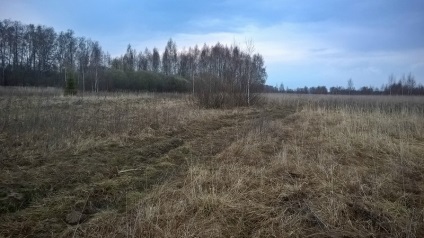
[0,104,296,237]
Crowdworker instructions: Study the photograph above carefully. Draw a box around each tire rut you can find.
[1,105,297,237]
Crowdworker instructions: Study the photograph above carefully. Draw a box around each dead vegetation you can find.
[130,94,424,238]
[0,89,251,237]
[1,89,424,237]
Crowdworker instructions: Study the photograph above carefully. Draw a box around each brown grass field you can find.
[1,87,424,237]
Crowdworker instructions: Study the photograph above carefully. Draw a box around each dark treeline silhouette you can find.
[266,74,424,95]
[381,73,424,96]
[0,19,267,97]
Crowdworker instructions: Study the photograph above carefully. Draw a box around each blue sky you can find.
[1,0,423,89]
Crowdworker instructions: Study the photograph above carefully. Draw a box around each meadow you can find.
[1,87,423,237]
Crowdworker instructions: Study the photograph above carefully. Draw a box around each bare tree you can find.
[77,37,90,94]
[193,41,266,108]
[123,44,135,72]
[347,78,354,95]
[162,47,170,75]
[406,73,416,95]
[388,74,396,95]
[162,39,178,75]
[245,39,255,106]
[90,41,102,92]
[144,48,153,71]
[0,21,7,84]
[0,19,274,96]
[152,47,160,73]
[188,45,199,94]
[136,51,147,71]
[64,30,76,73]
[56,31,67,83]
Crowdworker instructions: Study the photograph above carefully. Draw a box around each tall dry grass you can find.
[1,88,423,237]
[128,94,424,237]
[1,87,244,237]
[0,89,230,156]
[266,93,424,114]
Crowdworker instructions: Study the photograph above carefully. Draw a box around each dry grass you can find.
[1,88,423,237]
[0,87,245,237]
[130,94,424,238]
[0,91,209,154]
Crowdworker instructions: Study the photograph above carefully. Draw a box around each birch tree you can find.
[90,41,102,92]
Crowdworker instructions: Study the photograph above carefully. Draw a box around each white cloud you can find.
[111,16,424,87]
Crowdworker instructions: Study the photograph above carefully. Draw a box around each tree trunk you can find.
[192,72,194,95]
[247,64,250,106]
[95,67,98,93]
[82,68,85,96]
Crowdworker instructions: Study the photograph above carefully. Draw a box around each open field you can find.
[1,88,424,237]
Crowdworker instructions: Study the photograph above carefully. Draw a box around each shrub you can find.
[194,73,263,108]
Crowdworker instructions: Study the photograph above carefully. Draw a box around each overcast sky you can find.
[1,0,423,88]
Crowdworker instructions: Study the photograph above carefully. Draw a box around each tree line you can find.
[0,19,267,99]
[266,74,424,95]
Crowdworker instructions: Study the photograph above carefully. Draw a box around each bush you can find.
[194,73,262,108]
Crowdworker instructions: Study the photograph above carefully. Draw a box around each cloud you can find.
[2,0,423,88]
[124,15,423,88]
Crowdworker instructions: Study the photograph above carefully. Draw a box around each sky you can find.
[1,0,424,89]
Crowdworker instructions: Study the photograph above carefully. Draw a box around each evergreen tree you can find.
[64,73,77,95]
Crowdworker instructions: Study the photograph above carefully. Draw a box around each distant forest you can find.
[0,19,267,94]
[1,19,423,96]
[265,74,424,95]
